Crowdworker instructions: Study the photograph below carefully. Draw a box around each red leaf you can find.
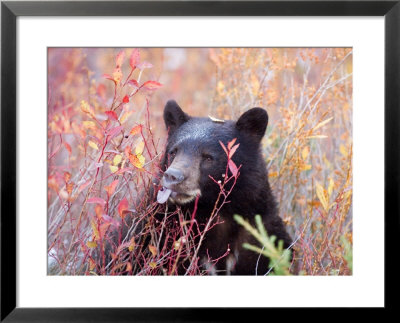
[129,49,140,69]
[142,81,162,90]
[228,160,238,177]
[228,143,240,159]
[107,125,124,139]
[115,50,125,68]
[227,138,237,150]
[118,198,129,218]
[103,74,115,83]
[105,110,118,121]
[87,197,106,206]
[127,79,139,88]
[122,95,129,103]
[219,141,229,156]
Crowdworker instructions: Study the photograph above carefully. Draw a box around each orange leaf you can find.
[105,179,119,196]
[95,204,103,220]
[129,153,144,169]
[118,198,129,218]
[148,245,157,257]
[63,172,71,183]
[66,182,74,195]
[64,142,72,155]
[130,124,142,136]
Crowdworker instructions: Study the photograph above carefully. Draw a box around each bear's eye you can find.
[169,148,177,157]
[202,153,213,162]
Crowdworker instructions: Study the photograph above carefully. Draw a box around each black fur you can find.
[161,100,292,275]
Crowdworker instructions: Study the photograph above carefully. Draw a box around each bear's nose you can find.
[163,168,184,185]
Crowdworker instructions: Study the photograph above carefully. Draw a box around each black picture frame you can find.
[1,1,398,321]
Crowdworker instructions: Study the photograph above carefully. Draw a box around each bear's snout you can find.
[163,167,185,186]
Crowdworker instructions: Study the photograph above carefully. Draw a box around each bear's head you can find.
[158,100,269,207]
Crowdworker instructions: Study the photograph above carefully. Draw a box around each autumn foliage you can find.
[48,48,352,275]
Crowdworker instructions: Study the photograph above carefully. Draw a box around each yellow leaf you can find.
[149,262,157,269]
[128,237,136,252]
[88,140,99,150]
[313,117,333,131]
[86,240,98,248]
[83,121,96,129]
[109,165,118,173]
[137,153,145,166]
[129,153,145,169]
[302,146,310,160]
[316,182,329,212]
[120,111,133,124]
[301,164,312,171]
[113,154,122,166]
[217,81,225,93]
[91,220,100,240]
[251,76,260,97]
[135,140,145,155]
[339,144,348,157]
[89,258,96,270]
[323,154,332,169]
[80,100,95,117]
[307,135,328,139]
[328,178,335,197]
[148,245,157,257]
[113,67,122,84]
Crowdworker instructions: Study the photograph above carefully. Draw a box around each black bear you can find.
[157,100,292,275]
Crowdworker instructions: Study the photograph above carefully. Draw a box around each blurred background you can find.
[48,48,353,275]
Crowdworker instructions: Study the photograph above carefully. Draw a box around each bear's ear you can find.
[236,108,268,141]
[163,100,190,135]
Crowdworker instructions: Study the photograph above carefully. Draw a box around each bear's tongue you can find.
[157,187,172,204]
